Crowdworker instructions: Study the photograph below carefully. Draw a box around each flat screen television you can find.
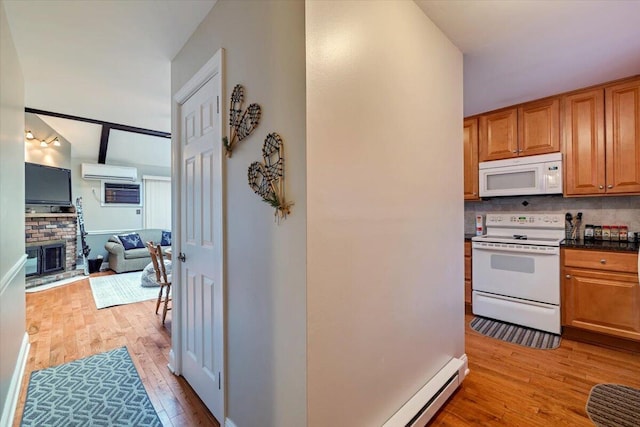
[25,162,72,206]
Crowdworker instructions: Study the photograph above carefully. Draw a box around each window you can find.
[102,182,142,206]
[143,176,171,229]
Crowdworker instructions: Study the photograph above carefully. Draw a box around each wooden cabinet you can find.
[562,249,640,342]
[563,89,605,195]
[564,77,640,195]
[478,98,560,162]
[605,79,640,194]
[518,97,560,157]
[463,118,479,200]
[464,241,472,308]
[479,108,518,161]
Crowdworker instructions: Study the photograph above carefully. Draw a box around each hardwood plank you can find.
[12,274,220,427]
[12,276,640,426]
[430,314,640,425]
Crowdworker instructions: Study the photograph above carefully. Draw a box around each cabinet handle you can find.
[600,259,606,264]
[565,274,571,279]
[607,184,613,189]
[512,150,518,153]
[473,192,477,195]
[599,185,604,189]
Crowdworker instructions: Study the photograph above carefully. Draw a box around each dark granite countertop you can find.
[561,239,639,253]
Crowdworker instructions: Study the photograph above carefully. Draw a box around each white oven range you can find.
[472,213,565,334]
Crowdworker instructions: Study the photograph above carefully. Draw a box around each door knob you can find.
[599,185,604,189]
[565,274,571,279]
[607,184,613,189]
[600,259,606,264]
[178,252,186,262]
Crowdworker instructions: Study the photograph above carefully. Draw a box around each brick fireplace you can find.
[25,213,82,288]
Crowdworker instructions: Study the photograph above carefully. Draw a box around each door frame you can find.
[170,48,226,416]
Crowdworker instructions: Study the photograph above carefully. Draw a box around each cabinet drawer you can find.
[563,249,638,274]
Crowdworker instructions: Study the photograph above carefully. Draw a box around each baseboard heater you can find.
[383,355,468,427]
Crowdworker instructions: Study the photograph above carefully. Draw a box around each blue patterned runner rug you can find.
[470,316,561,350]
[21,347,161,427]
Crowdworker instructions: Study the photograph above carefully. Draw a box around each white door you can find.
[179,71,224,420]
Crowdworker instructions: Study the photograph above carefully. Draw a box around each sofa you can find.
[104,229,171,273]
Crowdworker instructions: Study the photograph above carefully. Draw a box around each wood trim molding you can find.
[0,255,27,296]
[0,333,30,427]
[562,326,640,353]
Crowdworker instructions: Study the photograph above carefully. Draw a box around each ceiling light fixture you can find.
[26,130,61,147]
[38,137,61,148]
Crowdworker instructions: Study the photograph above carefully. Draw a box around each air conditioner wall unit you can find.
[81,163,137,182]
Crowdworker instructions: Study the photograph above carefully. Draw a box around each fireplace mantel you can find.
[26,213,77,218]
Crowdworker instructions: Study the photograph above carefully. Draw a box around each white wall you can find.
[70,157,170,232]
[306,1,464,425]
[24,113,72,169]
[172,1,306,426]
[0,0,27,420]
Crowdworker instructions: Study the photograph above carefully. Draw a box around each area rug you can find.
[470,316,561,350]
[20,347,161,427]
[586,383,640,427]
[89,272,158,309]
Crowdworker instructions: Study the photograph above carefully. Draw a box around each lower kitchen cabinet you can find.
[464,241,472,309]
[562,249,640,342]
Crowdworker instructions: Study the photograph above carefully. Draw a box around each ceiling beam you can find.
[98,126,111,164]
[25,107,171,138]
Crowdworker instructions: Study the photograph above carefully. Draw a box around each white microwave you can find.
[479,152,563,197]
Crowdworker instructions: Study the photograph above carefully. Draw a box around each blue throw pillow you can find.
[117,233,145,250]
[161,230,171,246]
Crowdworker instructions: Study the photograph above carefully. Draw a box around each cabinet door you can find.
[463,118,479,200]
[518,97,560,157]
[605,78,640,194]
[563,89,606,195]
[479,108,518,161]
[563,268,640,341]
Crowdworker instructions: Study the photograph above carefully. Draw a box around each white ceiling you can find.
[5,0,639,145]
[416,0,640,116]
[4,0,215,169]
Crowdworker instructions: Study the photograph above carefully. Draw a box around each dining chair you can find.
[146,241,172,324]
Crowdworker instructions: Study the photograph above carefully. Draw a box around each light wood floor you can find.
[13,273,219,427]
[13,275,640,426]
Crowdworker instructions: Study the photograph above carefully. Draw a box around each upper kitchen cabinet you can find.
[463,118,479,200]
[479,108,518,161]
[478,98,560,162]
[564,77,640,196]
[518,97,560,157]
[563,89,606,195]
[605,79,640,194]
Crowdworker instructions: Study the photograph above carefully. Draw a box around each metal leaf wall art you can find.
[248,132,293,222]
[222,84,261,158]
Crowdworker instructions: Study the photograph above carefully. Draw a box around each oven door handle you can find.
[472,242,559,255]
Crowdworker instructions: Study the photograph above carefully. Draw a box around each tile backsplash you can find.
[465,195,640,237]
